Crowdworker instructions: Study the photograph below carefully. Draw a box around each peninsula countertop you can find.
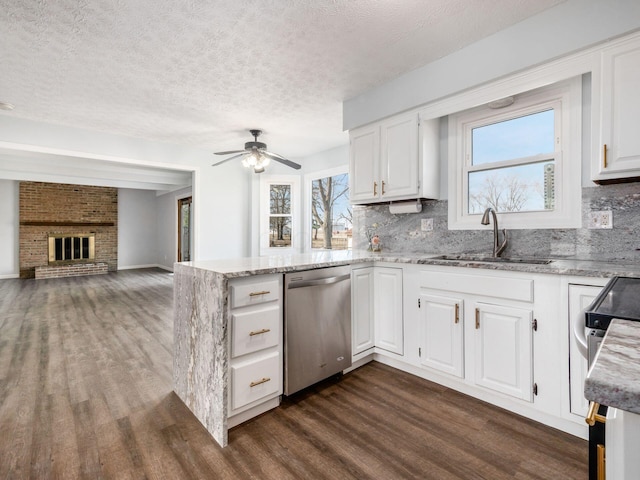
[178,250,640,279]
[585,319,640,414]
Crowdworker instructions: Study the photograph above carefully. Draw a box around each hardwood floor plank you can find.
[0,269,588,479]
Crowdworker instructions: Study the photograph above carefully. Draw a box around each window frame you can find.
[259,174,300,256]
[303,166,350,252]
[448,77,582,230]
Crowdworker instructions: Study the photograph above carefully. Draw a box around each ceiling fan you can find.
[212,129,301,173]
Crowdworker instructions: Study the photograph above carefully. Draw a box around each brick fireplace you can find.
[19,182,118,279]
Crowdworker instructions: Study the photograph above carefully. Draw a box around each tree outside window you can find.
[269,184,292,247]
[311,173,350,250]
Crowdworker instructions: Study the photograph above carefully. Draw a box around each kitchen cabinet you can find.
[474,302,533,402]
[349,113,439,204]
[351,266,375,356]
[606,408,640,479]
[568,283,605,418]
[418,293,464,378]
[374,267,404,355]
[592,34,640,183]
[413,267,537,403]
[228,274,283,421]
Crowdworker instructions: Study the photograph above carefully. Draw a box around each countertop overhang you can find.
[585,319,640,414]
[177,250,640,279]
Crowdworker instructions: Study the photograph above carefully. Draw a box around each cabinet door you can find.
[380,113,419,200]
[419,294,464,378]
[351,267,375,356]
[374,267,404,355]
[349,125,380,203]
[474,302,533,401]
[568,284,603,417]
[594,38,640,180]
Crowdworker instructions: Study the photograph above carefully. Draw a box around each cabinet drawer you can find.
[231,305,280,358]
[230,352,281,410]
[419,270,533,302]
[230,277,280,308]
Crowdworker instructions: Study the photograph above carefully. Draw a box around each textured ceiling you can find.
[0,0,565,160]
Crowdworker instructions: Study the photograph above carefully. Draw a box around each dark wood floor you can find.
[0,269,587,479]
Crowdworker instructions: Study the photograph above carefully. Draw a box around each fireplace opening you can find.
[48,233,95,263]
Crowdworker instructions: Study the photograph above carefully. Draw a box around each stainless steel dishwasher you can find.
[284,265,352,395]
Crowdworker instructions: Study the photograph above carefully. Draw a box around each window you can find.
[448,78,582,229]
[260,175,300,255]
[310,171,350,250]
[269,184,292,248]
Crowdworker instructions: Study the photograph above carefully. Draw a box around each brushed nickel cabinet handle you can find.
[455,303,460,324]
[382,180,386,195]
[249,290,270,297]
[250,377,271,388]
[475,308,480,329]
[249,328,271,337]
[603,144,608,169]
[373,181,378,196]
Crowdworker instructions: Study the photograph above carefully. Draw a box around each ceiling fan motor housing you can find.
[245,141,267,150]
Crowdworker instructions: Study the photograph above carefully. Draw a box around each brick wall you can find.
[19,182,118,278]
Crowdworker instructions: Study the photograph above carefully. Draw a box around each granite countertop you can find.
[584,319,640,414]
[178,250,640,279]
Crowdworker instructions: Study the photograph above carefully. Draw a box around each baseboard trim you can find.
[0,273,20,280]
[118,264,173,272]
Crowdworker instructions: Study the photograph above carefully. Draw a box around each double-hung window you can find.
[260,175,300,255]
[448,77,582,229]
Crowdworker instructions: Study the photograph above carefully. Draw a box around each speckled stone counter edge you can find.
[585,320,640,414]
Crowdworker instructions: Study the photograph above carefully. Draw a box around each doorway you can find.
[178,196,192,262]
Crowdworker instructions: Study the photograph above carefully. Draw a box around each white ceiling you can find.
[0,0,565,160]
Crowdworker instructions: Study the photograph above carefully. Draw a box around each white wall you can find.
[0,180,19,278]
[0,116,251,261]
[343,0,640,129]
[117,189,158,270]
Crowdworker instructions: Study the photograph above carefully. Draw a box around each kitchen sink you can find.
[430,254,553,265]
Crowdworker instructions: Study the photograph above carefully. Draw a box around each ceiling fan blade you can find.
[262,152,301,170]
[214,149,246,155]
[211,152,246,167]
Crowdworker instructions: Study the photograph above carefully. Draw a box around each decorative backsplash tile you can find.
[353,183,640,261]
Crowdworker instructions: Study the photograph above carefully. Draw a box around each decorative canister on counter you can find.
[371,234,381,252]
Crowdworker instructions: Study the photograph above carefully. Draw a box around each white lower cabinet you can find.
[374,267,404,355]
[351,265,404,358]
[227,274,283,421]
[351,266,375,356]
[418,293,464,378]
[473,302,533,401]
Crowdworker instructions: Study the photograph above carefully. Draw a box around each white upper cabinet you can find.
[349,112,439,204]
[379,114,419,200]
[592,34,640,183]
[349,125,380,203]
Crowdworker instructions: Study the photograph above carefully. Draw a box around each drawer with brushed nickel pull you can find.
[231,305,280,358]
[229,275,280,308]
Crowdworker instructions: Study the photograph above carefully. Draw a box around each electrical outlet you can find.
[589,210,613,229]
[421,218,433,231]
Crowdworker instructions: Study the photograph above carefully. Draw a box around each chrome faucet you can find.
[481,207,508,257]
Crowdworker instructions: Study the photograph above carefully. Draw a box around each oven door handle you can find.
[572,305,589,360]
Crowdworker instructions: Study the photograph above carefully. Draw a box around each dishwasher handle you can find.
[287,273,350,289]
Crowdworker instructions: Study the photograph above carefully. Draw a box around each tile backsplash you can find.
[352,183,640,261]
